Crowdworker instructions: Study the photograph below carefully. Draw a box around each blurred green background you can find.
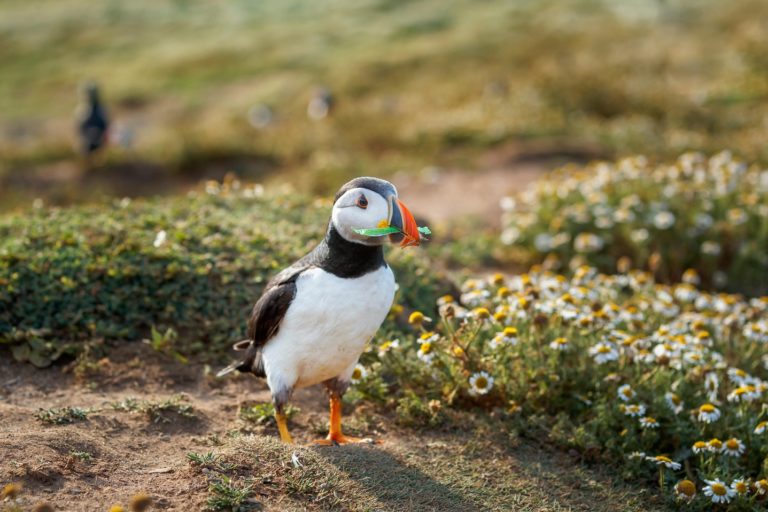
[2,0,767,209]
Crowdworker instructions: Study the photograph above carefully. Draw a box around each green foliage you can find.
[500,152,768,295]
[68,450,93,462]
[110,395,195,423]
[206,475,256,512]
[238,402,299,426]
[0,183,444,365]
[34,407,89,425]
[355,267,768,509]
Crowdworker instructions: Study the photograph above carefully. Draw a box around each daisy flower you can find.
[623,404,646,417]
[692,441,707,454]
[727,384,758,403]
[722,437,745,457]
[418,331,439,344]
[350,364,367,383]
[548,337,570,351]
[468,371,494,396]
[646,455,681,470]
[490,327,519,349]
[627,451,646,460]
[408,311,431,327]
[377,339,399,357]
[617,384,635,402]
[470,307,492,322]
[417,341,435,363]
[754,479,768,496]
[639,416,659,429]
[731,478,749,496]
[703,479,736,504]
[704,372,719,401]
[697,403,721,423]
[754,420,768,434]
[589,341,619,364]
[707,438,723,453]
[664,392,684,414]
[153,230,167,248]
[674,479,696,502]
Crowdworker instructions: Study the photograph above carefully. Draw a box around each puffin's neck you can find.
[314,224,386,278]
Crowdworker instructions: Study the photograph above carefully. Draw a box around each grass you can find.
[33,406,89,425]
[2,0,768,207]
[110,395,195,424]
[191,425,654,511]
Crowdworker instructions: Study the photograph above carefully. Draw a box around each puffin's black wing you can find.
[217,267,306,378]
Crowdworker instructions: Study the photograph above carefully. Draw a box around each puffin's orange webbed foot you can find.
[311,394,381,446]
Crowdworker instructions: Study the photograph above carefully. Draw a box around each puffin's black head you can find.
[80,81,101,104]
[331,177,421,247]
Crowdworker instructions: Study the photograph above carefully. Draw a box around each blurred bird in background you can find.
[307,86,334,121]
[75,82,109,158]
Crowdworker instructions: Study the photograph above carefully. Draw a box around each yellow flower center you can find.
[497,287,511,298]
[700,404,715,413]
[710,483,727,496]
[670,394,681,405]
[598,345,611,354]
[504,327,519,337]
[676,480,696,497]
[726,439,740,450]
[351,368,362,380]
[420,342,432,354]
[734,481,747,493]
[693,441,706,450]
[475,377,488,389]
[408,311,425,325]
[655,455,672,463]
[554,337,568,345]
[621,388,633,397]
[473,307,491,319]
[709,439,722,449]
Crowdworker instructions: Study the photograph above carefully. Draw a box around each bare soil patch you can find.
[1,343,655,511]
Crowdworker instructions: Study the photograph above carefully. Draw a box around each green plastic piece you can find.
[353,226,400,236]
[353,225,432,237]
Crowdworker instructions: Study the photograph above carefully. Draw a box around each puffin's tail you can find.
[216,339,265,378]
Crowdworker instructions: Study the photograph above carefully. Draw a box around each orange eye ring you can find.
[355,194,368,209]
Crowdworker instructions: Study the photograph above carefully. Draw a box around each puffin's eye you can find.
[355,194,368,209]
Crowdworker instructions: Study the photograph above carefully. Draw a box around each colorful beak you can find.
[388,197,421,247]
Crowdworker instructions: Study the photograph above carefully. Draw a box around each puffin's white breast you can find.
[261,265,395,391]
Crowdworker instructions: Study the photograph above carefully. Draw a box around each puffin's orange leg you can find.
[311,395,374,446]
[275,410,294,444]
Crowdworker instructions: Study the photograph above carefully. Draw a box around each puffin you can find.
[76,82,109,156]
[218,177,423,444]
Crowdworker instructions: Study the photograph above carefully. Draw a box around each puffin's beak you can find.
[388,196,421,248]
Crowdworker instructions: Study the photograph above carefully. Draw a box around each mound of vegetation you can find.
[353,267,768,509]
[499,152,768,296]
[0,179,445,367]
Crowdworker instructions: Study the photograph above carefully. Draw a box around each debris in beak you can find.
[352,198,429,247]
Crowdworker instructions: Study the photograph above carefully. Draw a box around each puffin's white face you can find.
[331,187,392,246]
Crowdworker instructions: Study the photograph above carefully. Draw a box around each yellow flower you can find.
[453,346,465,357]
[408,311,431,326]
[1,483,22,499]
[472,307,491,320]
[675,479,696,501]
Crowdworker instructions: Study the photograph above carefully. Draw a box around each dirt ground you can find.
[0,343,656,512]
